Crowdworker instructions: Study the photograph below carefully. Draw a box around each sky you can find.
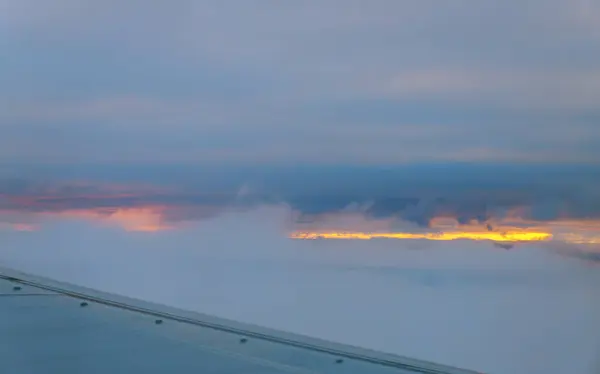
[1,0,600,164]
[1,2,600,373]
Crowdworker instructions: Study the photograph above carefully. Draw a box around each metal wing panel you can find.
[0,268,481,374]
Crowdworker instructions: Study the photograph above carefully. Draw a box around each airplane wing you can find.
[0,267,481,374]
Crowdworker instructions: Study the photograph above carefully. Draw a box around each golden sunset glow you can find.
[287,212,600,245]
[3,201,600,247]
[289,230,553,242]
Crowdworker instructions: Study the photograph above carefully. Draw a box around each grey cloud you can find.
[493,242,515,250]
[1,0,599,163]
[2,164,600,227]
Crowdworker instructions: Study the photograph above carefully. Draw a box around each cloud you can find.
[1,204,599,374]
[2,163,600,225]
[493,242,515,250]
[2,165,600,264]
[1,1,599,163]
[382,69,600,111]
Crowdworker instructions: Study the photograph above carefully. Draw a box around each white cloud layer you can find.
[1,205,599,374]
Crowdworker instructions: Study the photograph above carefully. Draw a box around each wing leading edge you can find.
[0,267,482,374]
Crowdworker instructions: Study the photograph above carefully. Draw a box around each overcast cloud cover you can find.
[1,2,600,374]
[1,0,600,164]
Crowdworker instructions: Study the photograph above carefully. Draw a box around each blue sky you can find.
[1,0,599,164]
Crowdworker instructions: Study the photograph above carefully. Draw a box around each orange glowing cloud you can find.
[49,206,172,232]
[290,230,553,242]
[0,223,38,232]
[0,206,173,232]
[12,223,37,231]
[3,193,600,248]
[289,214,600,246]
